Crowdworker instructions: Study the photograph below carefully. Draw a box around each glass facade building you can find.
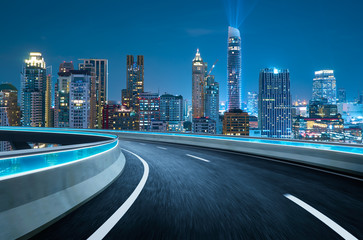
[227,26,241,110]
[247,91,258,117]
[21,52,47,127]
[122,55,144,110]
[204,75,219,123]
[312,70,337,104]
[258,68,292,138]
[79,59,108,128]
[69,70,91,129]
[138,92,160,131]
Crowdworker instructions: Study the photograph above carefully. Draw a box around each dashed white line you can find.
[157,146,167,150]
[284,194,358,240]
[186,154,210,163]
[139,143,146,146]
[88,148,149,240]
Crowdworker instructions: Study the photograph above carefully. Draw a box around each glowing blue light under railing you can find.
[0,140,118,179]
[0,126,117,139]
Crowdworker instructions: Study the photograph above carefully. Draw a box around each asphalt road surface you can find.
[32,138,363,240]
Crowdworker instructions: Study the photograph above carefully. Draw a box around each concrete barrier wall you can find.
[0,139,125,239]
[117,132,363,177]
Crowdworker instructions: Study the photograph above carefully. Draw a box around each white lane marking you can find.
[157,146,167,150]
[284,194,358,240]
[186,154,210,163]
[88,148,149,240]
[140,143,146,146]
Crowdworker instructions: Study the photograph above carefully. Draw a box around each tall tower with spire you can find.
[227,26,241,110]
[192,49,207,119]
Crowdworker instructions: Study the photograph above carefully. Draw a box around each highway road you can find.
[32,138,363,240]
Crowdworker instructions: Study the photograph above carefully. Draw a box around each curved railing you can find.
[0,127,125,239]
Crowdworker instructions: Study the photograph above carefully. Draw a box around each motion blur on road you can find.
[33,138,362,240]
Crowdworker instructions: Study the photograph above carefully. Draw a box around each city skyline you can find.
[1,0,363,103]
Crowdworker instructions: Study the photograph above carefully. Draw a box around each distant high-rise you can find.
[45,73,52,127]
[0,107,11,151]
[69,70,91,129]
[247,91,258,117]
[204,75,219,123]
[160,94,184,132]
[138,92,160,131]
[79,59,108,128]
[122,55,144,110]
[102,104,137,130]
[0,83,20,126]
[54,62,74,128]
[258,68,292,138]
[227,26,241,110]
[338,88,346,103]
[312,70,337,104]
[192,49,207,118]
[160,94,183,121]
[21,52,47,127]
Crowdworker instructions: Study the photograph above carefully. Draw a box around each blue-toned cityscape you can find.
[1,32,363,151]
[0,0,362,239]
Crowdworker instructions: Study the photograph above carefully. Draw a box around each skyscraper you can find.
[338,88,346,103]
[204,75,219,123]
[247,91,258,117]
[21,52,47,127]
[192,49,207,118]
[69,70,91,129]
[227,26,241,110]
[312,70,337,104]
[45,72,52,127]
[258,68,292,138]
[122,55,144,110]
[0,83,20,126]
[54,62,74,128]
[79,59,108,128]
[0,107,11,151]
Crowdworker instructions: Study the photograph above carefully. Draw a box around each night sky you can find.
[1,0,362,103]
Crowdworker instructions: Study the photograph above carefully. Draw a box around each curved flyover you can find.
[0,127,125,239]
[33,130,362,240]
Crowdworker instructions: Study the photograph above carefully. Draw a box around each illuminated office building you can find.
[69,70,91,129]
[193,117,216,134]
[247,91,258,117]
[138,92,160,131]
[0,83,20,126]
[204,75,219,122]
[79,59,108,128]
[102,104,137,130]
[45,73,52,127]
[0,107,11,151]
[312,70,337,104]
[258,68,292,138]
[21,52,47,127]
[122,55,144,110]
[54,62,74,128]
[223,109,249,136]
[192,49,207,118]
[160,94,183,132]
[227,26,241,110]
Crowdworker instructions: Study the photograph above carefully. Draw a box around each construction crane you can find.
[206,59,219,77]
